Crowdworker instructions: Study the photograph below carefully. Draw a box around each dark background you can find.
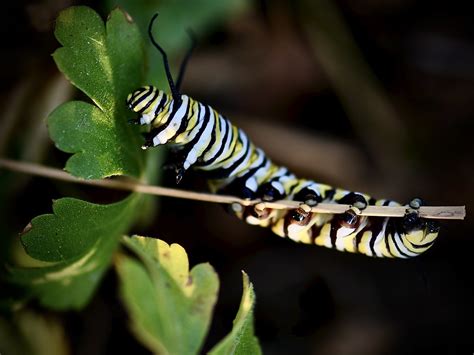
[0,0,473,354]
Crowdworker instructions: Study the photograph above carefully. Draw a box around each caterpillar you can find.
[126,14,440,258]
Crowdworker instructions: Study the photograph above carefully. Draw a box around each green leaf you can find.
[49,6,146,179]
[117,236,219,355]
[209,272,262,355]
[48,101,141,179]
[7,195,141,310]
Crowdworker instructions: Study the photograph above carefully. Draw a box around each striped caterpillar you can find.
[126,14,440,258]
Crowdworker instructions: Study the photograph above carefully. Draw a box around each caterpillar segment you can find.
[127,88,440,258]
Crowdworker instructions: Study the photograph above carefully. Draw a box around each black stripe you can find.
[368,197,377,205]
[180,104,210,160]
[384,221,395,257]
[147,99,184,140]
[388,220,410,258]
[133,86,153,109]
[152,93,168,120]
[368,218,385,256]
[201,133,252,179]
[131,86,149,102]
[395,231,414,257]
[268,168,289,183]
[199,111,219,160]
[323,189,336,201]
[288,182,302,196]
[292,184,324,204]
[380,200,397,257]
[214,128,242,166]
[368,200,390,256]
[408,240,435,249]
[225,135,253,175]
[200,117,231,166]
[230,156,269,187]
[212,155,269,198]
[137,89,159,114]
[171,99,194,140]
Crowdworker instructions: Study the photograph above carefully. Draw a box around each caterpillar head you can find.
[127,86,170,125]
[127,86,157,113]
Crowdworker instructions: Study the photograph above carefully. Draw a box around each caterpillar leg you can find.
[141,131,156,150]
[228,201,277,228]
[329,193,368,242]
[289,188,322,224]
[271,190,322,243]
[335,192,368,230]
[225,178,289,227]
[128,118,141,125]
[238,181,285,227]
[286,192,370,249]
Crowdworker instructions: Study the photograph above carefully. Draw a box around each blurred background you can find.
[0,0,473,354]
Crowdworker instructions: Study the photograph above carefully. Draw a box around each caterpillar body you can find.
[126,14,440,258]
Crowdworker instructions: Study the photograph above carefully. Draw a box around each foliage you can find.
[49,6,145,179]
[0,5,261,355]
[117,236,219,354]
[9,196,140,310]
[209,272,262,355]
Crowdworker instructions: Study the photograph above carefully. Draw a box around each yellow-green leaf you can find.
[208,272,262,355]
[117,236,219,354]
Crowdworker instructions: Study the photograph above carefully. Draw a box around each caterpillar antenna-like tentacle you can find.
[176,28,197,91]
[148,13,181,103]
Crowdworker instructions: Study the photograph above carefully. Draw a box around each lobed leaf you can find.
[49,6,146,179]
[209,272,262,355]
[116,236,219,355]
[7,195,141,310]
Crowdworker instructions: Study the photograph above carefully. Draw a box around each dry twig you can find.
[0,158,465,220]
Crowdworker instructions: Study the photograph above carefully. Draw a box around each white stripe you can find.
[228,145,253,178]
[238,148,265,177]
[200,117,234,170]
[245,177,258,192]
[372,218,389,257]
[253,159,272,183]
[215,128,245,168]
[202,115,225,162]
[393,232,418,257]
[221,130,249,169]
[268,167,288,180]
[184,106,215,169]
[180,104,205,145]
[140,91,163,125]
[154,96,188,145]
[270,181,285,195]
